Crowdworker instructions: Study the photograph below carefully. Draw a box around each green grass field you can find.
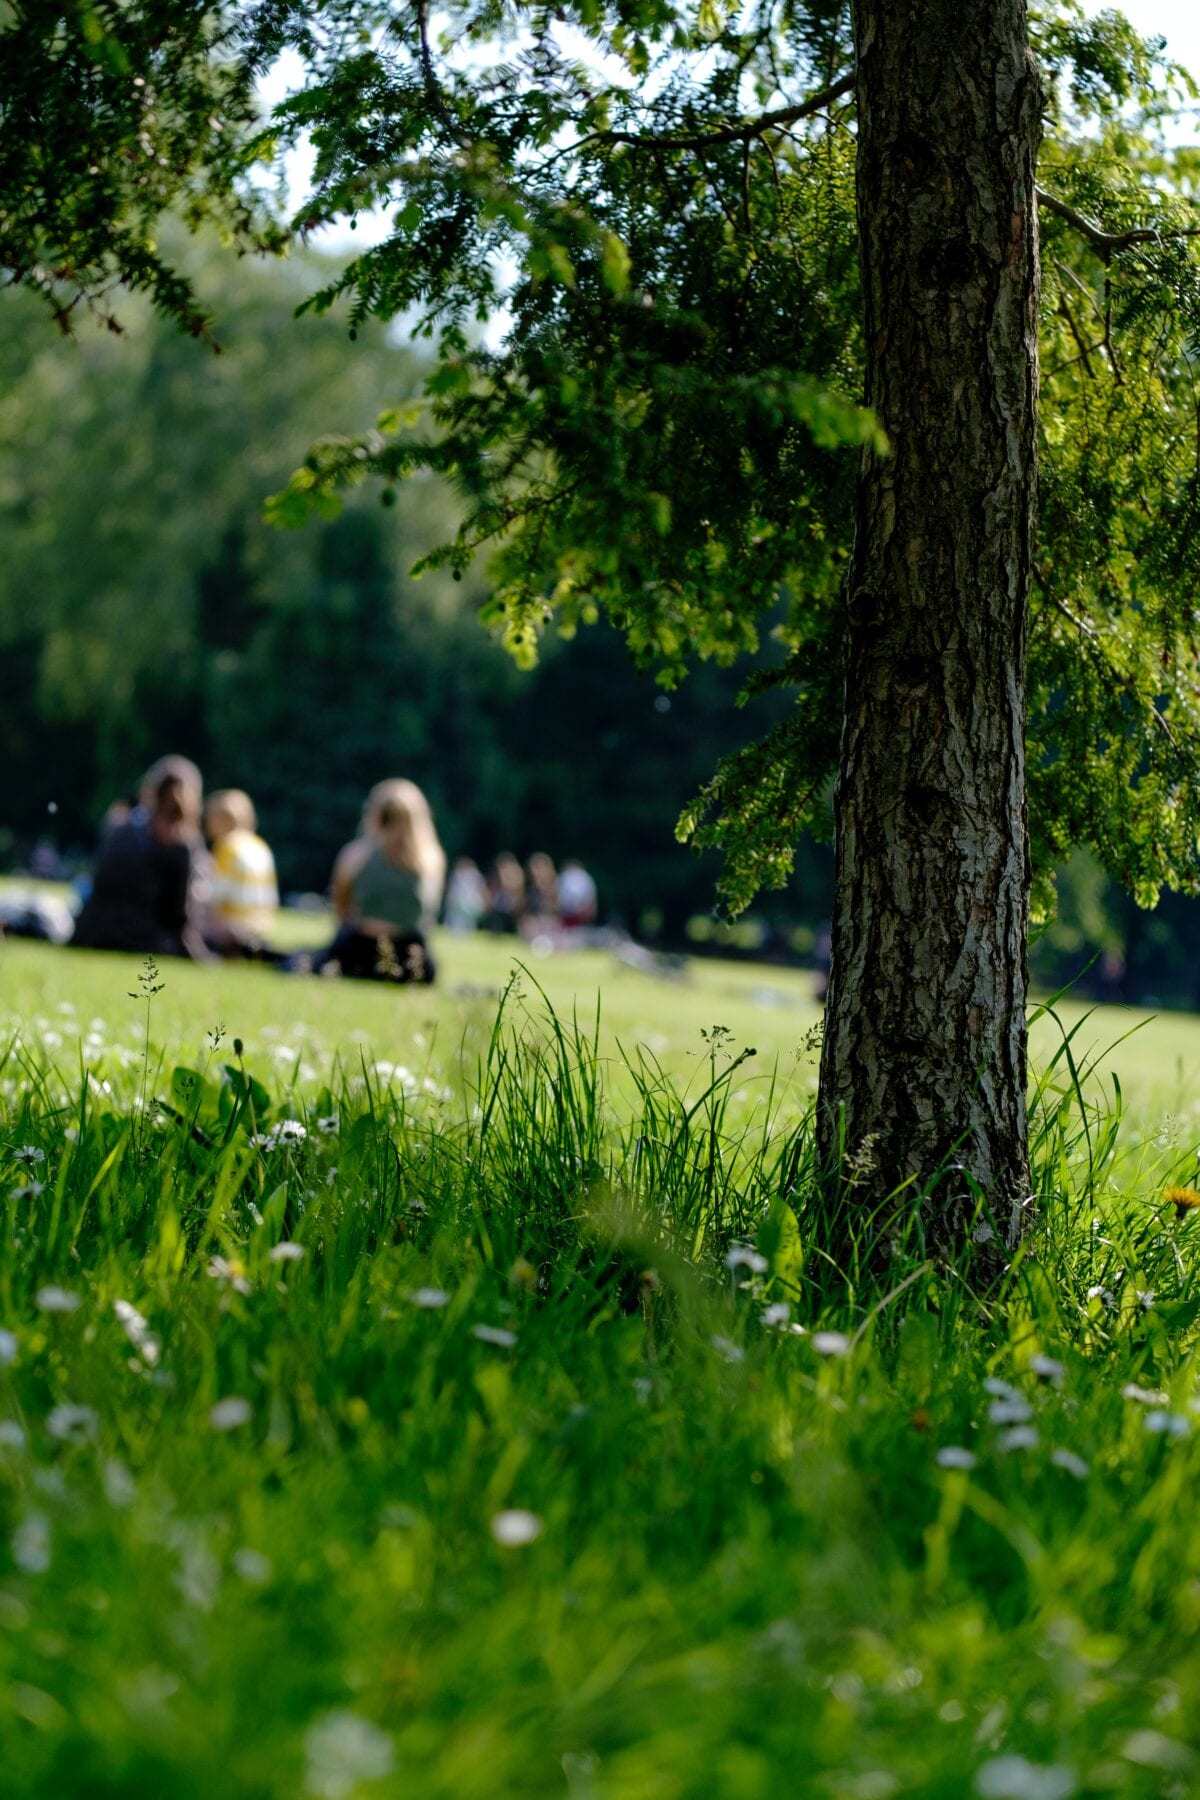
[4,931,1200,1797]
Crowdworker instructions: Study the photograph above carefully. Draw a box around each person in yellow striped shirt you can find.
[204,789,279,951]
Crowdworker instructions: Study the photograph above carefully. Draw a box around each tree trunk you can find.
[817,0,1043,1258]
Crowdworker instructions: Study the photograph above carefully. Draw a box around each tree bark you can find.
[817,0,1043,1258]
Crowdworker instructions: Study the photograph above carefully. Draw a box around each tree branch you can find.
[595,70,855,154]
[1037,186,1200,258]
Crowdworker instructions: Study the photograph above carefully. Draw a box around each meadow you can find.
[4,931,1200,1797]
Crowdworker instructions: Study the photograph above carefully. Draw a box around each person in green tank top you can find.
[316,779,447,983]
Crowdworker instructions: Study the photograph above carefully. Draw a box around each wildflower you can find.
[233,1547,272,1585]
[315,1115,339,1136]
[974,1754,1076,1800]
[1086,1284,1115,1308]
[1122,1382,1168,1406]
[724,1244,768,1275]
[984,1377,1021,1400]
[268,1241,305,1263]
[471,1324,517,1348]
[490,1509,543,1547]
[10,1181,43,1201]
[0,1420,25,1449]
[936,1446,977,1471]
[46,1403,98,1441]
[209,1397,253,1432]
[1145,1410,1190,1438]
[997,1425,1039,1453]
[988,1397,1033,1426]
[252,1120,308,1152]
[10,1146,45,1168]
[405,1287,449,1309]
[711,1334,745,1364]
[35,1287,81,1314]
[1165,1184,1200,1220]
[1029,1354,1064,1386]
[0,1330,16,1366]
[760,1301,792,1328]
[811,1331,852,1357]
[1050,1448,1089,1480]
[113,1299,160,1367]
[207,1256,252,1297]
[12,1513,51,1575]
[305,1710,394,1800]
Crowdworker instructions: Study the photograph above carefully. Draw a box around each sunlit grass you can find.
[2,939,1200,1794]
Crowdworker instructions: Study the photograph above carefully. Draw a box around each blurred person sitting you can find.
[315,779,445,983]
[443,856,488,934]
[72,762,208,958]
[485,852,526,934]
[204,788,279,954]
[522,853,559,928]
[557,859,598,929]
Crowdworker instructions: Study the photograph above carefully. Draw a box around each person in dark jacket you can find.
[72,762,207,958]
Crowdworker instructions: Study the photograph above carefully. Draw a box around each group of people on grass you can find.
[32,754,596,986]
[68,755,444,983]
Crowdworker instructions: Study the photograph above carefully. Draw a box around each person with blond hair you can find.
[315,779,446,983]
[204,788,279,952]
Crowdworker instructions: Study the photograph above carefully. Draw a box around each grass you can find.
[3,935,1200,1796]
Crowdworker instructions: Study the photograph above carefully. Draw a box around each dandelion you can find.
[268,1242,306,1263]
[209,1397,253,1431]
[490,1509,543,1547]
[1050,1448,1089,1479]
[1165,1184,1200,1220]
[35,1286,81,1314]
[811,1331,852,1357]
[471,1324,518,1348]
[936,1446,977,1471]
[113,1299,161,1367]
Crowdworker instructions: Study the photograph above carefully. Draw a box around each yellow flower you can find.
[1165,1185,1200,1220]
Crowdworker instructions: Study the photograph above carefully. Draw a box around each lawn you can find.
[3,932,1200,1797]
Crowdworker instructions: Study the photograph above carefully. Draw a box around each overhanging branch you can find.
[594,69,855,154]
[1037,186,1200,258]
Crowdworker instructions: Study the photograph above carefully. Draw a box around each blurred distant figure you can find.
[318,779,445,983]
[486,852,526,934]
[557,859,598,929]
[72,761,207,958]
[443,857,488,934]
[522,853,559,934]
[204,789,279,952]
